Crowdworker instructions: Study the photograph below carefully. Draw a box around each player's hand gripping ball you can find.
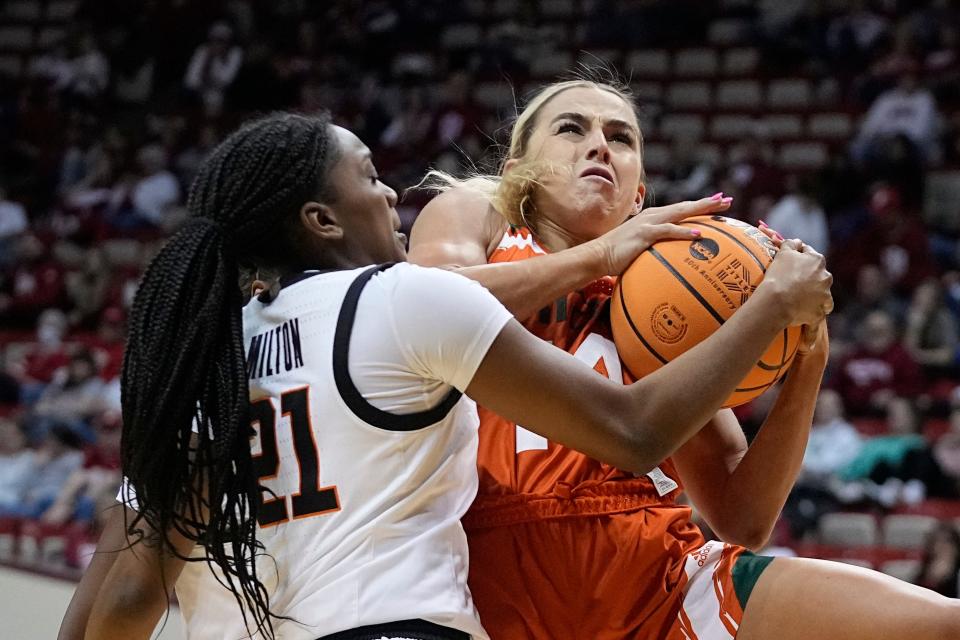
[611,215,802,407]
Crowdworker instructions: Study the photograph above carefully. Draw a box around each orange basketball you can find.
[610,215,802,408]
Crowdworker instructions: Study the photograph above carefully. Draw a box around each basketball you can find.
[610,215,803,408]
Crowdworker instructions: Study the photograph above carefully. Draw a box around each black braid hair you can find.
[120,112,339,637]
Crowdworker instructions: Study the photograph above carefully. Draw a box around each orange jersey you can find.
[463,226,765,640]
[465,225,686,529]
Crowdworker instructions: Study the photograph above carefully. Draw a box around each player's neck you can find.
[535,218,590,253]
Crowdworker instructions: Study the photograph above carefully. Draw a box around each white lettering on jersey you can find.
[514,333,678,495]
[515,333,620,453]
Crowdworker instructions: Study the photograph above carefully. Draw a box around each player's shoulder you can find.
[412,187,507,253]
[372,262,479,297]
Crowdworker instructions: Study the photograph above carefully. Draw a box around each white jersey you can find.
[120,263,512,639]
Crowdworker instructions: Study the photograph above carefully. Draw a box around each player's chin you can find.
[392,237,408,261]
[577,199,629,231]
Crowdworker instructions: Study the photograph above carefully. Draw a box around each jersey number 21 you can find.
[250,386,340,527]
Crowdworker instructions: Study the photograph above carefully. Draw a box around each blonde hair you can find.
[420,73,644,232]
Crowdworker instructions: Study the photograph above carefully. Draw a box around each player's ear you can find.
[300,201,343,241]
[635,182,646,207]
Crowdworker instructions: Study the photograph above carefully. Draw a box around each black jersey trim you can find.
[256,269,338,303]
[318,618,469,640]
[333,263,463,431]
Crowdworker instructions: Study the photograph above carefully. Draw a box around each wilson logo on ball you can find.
[649,302,688,344]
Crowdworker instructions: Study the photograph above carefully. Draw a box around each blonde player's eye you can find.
[557,122,584,135]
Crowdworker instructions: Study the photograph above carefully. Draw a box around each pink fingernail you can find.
[690,229,701,236]
[721,197,733,205]
[710,192,723,201]
[758,219,768,228]
[774,232,785,241]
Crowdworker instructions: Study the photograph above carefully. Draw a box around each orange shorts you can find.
[466,510,773,639]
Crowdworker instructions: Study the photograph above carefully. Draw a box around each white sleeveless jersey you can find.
[122,263,512,639]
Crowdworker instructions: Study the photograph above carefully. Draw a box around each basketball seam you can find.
[774,327,788,381]
[734,381,777,392]
[648,248,726,326]
[617,281,669,365]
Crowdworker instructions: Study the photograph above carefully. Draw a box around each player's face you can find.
[518,86,645,243]
[326,125,405,263]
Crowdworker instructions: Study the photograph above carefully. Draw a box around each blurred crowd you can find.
[1,0,960,594]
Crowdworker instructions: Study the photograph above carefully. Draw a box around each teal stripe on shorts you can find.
[732,551,775,609]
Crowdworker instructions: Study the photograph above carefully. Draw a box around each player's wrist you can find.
[574,238,614,279]
[746,284,792,331]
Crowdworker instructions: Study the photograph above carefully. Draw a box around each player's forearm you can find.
[451,243,607,320]
[627,287,791,461]
[84,565,169,640]
[712,350,827,547]
[58,508,126,640]
[85,602,164,640]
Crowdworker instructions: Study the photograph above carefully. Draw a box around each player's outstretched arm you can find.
[466,283,794,472]
[409,187,727,320]
[673,328,827,549]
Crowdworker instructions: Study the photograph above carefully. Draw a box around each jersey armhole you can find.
[332,264,463,431]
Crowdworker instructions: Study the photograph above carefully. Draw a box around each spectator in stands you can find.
[0,418,36,515]
[783,390,863,538]
[64,248,110,330]
[852,64,941,164]
[904,278,959,380]
[836,397,929,507]
[28,41,73,93]
[112,38,155,107]
[0,234,66,328]
[104,144,181,231]
[935,403,960,483]
[834,185,937,296]
[0,350,19,407]
[765,174,830,254]
[7,309,70,400]
[380,87,433,153]
[0,424,83,519]
[833,265,908,349]
[429,71,480,156]
[129,144,182,229]
[0,184,28,268]
[62,126,130,215]
[801,390,864,484]
[914,522,960,598]
[39,414,121,528]
[925,22,959,76]
[725,135,786,219]
[174,124,218,188]
[58,118,100,195]
[868,398,956,501]
[825,0,889,70]
[184,21,244,116]
[865,24,923,100]
[662,133,717,204]
[85,306,125,381]
[28,349,104,444]
[832,310,922,416]
[68,32,110,104]
[829,264,893,357]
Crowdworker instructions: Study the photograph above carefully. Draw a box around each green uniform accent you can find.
[732,551,775,609]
